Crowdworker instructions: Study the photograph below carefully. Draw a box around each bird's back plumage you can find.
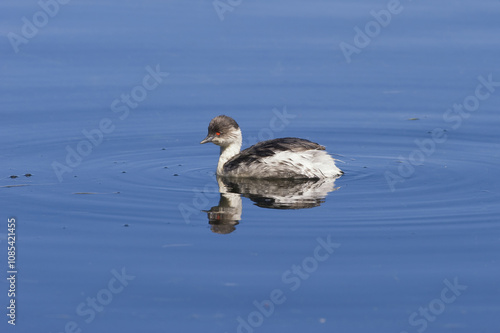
[223,138,340,179]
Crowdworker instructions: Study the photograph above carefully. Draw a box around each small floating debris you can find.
[161,148,166,150]
[164,166,169,169]
[122,171,126,173]
[9,174,33,178]
[408,118,419,121]
[123,224,129,227]
[173,174,179,176]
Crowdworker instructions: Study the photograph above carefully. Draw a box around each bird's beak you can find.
[200,135,214,144]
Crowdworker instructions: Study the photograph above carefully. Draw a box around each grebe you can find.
[200,115,343,179]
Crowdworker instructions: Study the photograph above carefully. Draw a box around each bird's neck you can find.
[217,137,242,175]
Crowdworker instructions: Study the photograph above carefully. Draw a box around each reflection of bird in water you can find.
[204,178,242,235]
[205,197,240,234]
[201,115,343,179]
[220,177,339,209]
[204,176,340,234]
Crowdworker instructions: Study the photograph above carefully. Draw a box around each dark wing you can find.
[224,137,325,171]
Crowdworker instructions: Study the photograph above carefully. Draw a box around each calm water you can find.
[1,1,499,332]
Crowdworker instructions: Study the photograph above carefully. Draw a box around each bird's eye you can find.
[216,132,221,136]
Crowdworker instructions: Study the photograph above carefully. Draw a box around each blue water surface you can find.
[1,1,499,333]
